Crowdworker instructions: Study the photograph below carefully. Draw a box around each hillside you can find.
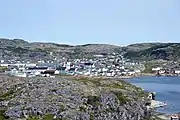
[1,38,180,61]
[0,75,156,120]
[0,39,121,61]
[124,43,180,61]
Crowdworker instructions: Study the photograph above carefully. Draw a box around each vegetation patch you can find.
[27,114,56,120]
[0,109,6,120]
[0,66,8,72]
[102,83,126,90]
[27,115,40,120]
[90,113,95,120]
[143,60,166,73]
[0,89,15,101]
[112,91,130,104]
[73,77,101,86]
[43,114,54,120]
[87,95,101,106]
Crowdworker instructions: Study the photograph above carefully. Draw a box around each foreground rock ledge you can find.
[0,75,157,120]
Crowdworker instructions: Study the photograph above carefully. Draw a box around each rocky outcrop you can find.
[0,75,152,120]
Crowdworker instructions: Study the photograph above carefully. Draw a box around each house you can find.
[0,60,4,63]
[174,70,180,74]
[0,64,9,67]
[16,73,27,77]
[19,67,25,71]
[134,69,141,73]
[102,68,108,72]
[94,55,104,58]
[12,72,27,78]
[159,70,166,74]
[25,63,36,67]
[128,71,136,76]
[152,67,162,71]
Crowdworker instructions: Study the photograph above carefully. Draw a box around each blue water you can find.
[127,76,180,114]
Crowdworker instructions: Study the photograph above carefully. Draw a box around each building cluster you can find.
[0,53,144,78]
[152,66,180,76]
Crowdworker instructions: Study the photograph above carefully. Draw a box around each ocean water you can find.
[127,76,180,114]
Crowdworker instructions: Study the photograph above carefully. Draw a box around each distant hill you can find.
[1,38,180,61]
[0,38,121,61]
[123,43,180,61]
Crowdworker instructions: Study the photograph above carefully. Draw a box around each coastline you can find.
[59,73,179,119]
[118,72,180,80]
[124,73,180,120]
[154,112,171,120]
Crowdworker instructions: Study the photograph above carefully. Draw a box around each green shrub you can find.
[87,95,101,106]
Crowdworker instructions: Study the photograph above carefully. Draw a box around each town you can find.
[1,52,180,78]
[0,52,144,78]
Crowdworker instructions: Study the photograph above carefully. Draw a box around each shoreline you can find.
[117,72,180,80]
[58,73,179,119]
[154,112,171,120]
[124,73,180,120]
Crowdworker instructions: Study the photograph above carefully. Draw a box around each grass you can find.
[0,66,7,72]
[43,114,54,120]
[73,77,101,86]
[73,77,147,99]
[27,116,40,120]
[112,91,131,104]
[102,83,126,90]
[0,110,6,120]
[73,77,127,90]
[0,90,15,101]
[143,60,166,73]
[73,77,148,106]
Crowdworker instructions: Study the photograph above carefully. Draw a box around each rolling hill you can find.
[1,38,180,61]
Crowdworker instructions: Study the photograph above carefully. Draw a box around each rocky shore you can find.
[0,75,161,120]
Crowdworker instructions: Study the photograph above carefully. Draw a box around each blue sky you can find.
[0,0,180,45]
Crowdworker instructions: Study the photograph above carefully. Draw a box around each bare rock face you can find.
[0,75,152,120]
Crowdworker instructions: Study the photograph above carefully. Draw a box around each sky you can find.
[0,0,180,45]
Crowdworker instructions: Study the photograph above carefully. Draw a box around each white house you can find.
[25,63,36,67]
[0,64,8,67]
[175,70,180,74]
[102,68,108,72]
[128,71,136,75]
[19,67,25,71]
[15,73,27,78]
[0,60,4,63]
[159,70,165,74]
[106,72,113,77]
[135,69,141,73]
[54,70,60,74]
[152,67,162,71]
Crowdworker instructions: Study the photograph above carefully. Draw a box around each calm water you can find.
[127,76,180,114]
